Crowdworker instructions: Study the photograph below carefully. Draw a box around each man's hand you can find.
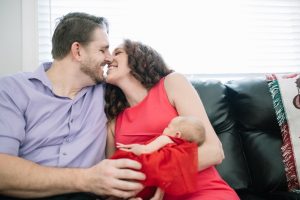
[116,143,151,155]
[82,158,145,199]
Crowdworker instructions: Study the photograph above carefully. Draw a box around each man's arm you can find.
[0,153,82,197]
[0,153,145,199]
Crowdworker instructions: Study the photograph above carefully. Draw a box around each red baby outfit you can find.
[111,136,198,199]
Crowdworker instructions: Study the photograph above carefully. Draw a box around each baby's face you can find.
[162,120,179,136]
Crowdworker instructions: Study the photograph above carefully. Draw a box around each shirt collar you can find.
[28,62,53,89]
[27,62,92,100]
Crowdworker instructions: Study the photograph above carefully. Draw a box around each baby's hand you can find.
[116,143,150,156]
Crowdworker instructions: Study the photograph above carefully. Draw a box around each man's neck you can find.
[46,59,94,99]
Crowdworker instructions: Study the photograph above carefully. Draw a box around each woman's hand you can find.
[150,187,164,200]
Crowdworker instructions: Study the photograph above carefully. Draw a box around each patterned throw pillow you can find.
[267,73,300,193]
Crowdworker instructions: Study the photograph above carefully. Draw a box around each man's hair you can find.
[51,12,109,59]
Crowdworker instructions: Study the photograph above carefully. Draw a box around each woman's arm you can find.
[164,73,224,171]
[106,120,117,158]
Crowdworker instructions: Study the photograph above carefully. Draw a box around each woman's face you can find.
[106,44,131,85]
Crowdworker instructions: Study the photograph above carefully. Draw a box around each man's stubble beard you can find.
[80,62,104,84]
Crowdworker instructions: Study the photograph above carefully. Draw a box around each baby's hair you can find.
[174,116,205,145]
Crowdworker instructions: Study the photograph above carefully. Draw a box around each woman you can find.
[105,39,239,200]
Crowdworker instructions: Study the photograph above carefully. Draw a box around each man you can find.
[0,12,145,199]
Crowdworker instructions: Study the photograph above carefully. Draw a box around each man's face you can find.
[80,27,111,83]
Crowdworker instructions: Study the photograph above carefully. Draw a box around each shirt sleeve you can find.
[0,78,26,156]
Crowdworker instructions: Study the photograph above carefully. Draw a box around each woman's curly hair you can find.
[105,39,173,122]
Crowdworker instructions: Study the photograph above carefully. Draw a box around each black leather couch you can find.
[190,77,300,200]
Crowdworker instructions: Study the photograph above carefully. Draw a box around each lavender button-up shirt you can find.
[0,62,107,168]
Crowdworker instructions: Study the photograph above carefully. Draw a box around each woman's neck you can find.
[118,77,148,107]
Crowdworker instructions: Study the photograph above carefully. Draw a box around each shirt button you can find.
[70,119,73,123]
[62,152,67,156]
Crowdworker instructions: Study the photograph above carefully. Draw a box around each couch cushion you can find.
[190,79,250,190]
[226,78,287,192]
[225,77,280,132]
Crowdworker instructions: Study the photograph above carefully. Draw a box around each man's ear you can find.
[175,131,182,138]
[71,42,81,61]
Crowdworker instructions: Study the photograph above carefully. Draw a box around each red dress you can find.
[114,78,240,200]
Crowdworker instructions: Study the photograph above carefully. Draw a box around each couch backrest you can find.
[190,77,288,194]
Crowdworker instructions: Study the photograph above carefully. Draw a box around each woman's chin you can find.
[105,75,114,84]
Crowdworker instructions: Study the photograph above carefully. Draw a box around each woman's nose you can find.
[104,52,113,63]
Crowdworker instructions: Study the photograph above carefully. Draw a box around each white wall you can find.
[0,0,38,76]
[0,0,22,76]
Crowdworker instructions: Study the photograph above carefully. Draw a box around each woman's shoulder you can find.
[162,72,192,105]
[164,72,190,89]
[165,71,186,79]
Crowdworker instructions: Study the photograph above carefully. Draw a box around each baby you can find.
[113,116,205,199]
[117,115,205,155]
